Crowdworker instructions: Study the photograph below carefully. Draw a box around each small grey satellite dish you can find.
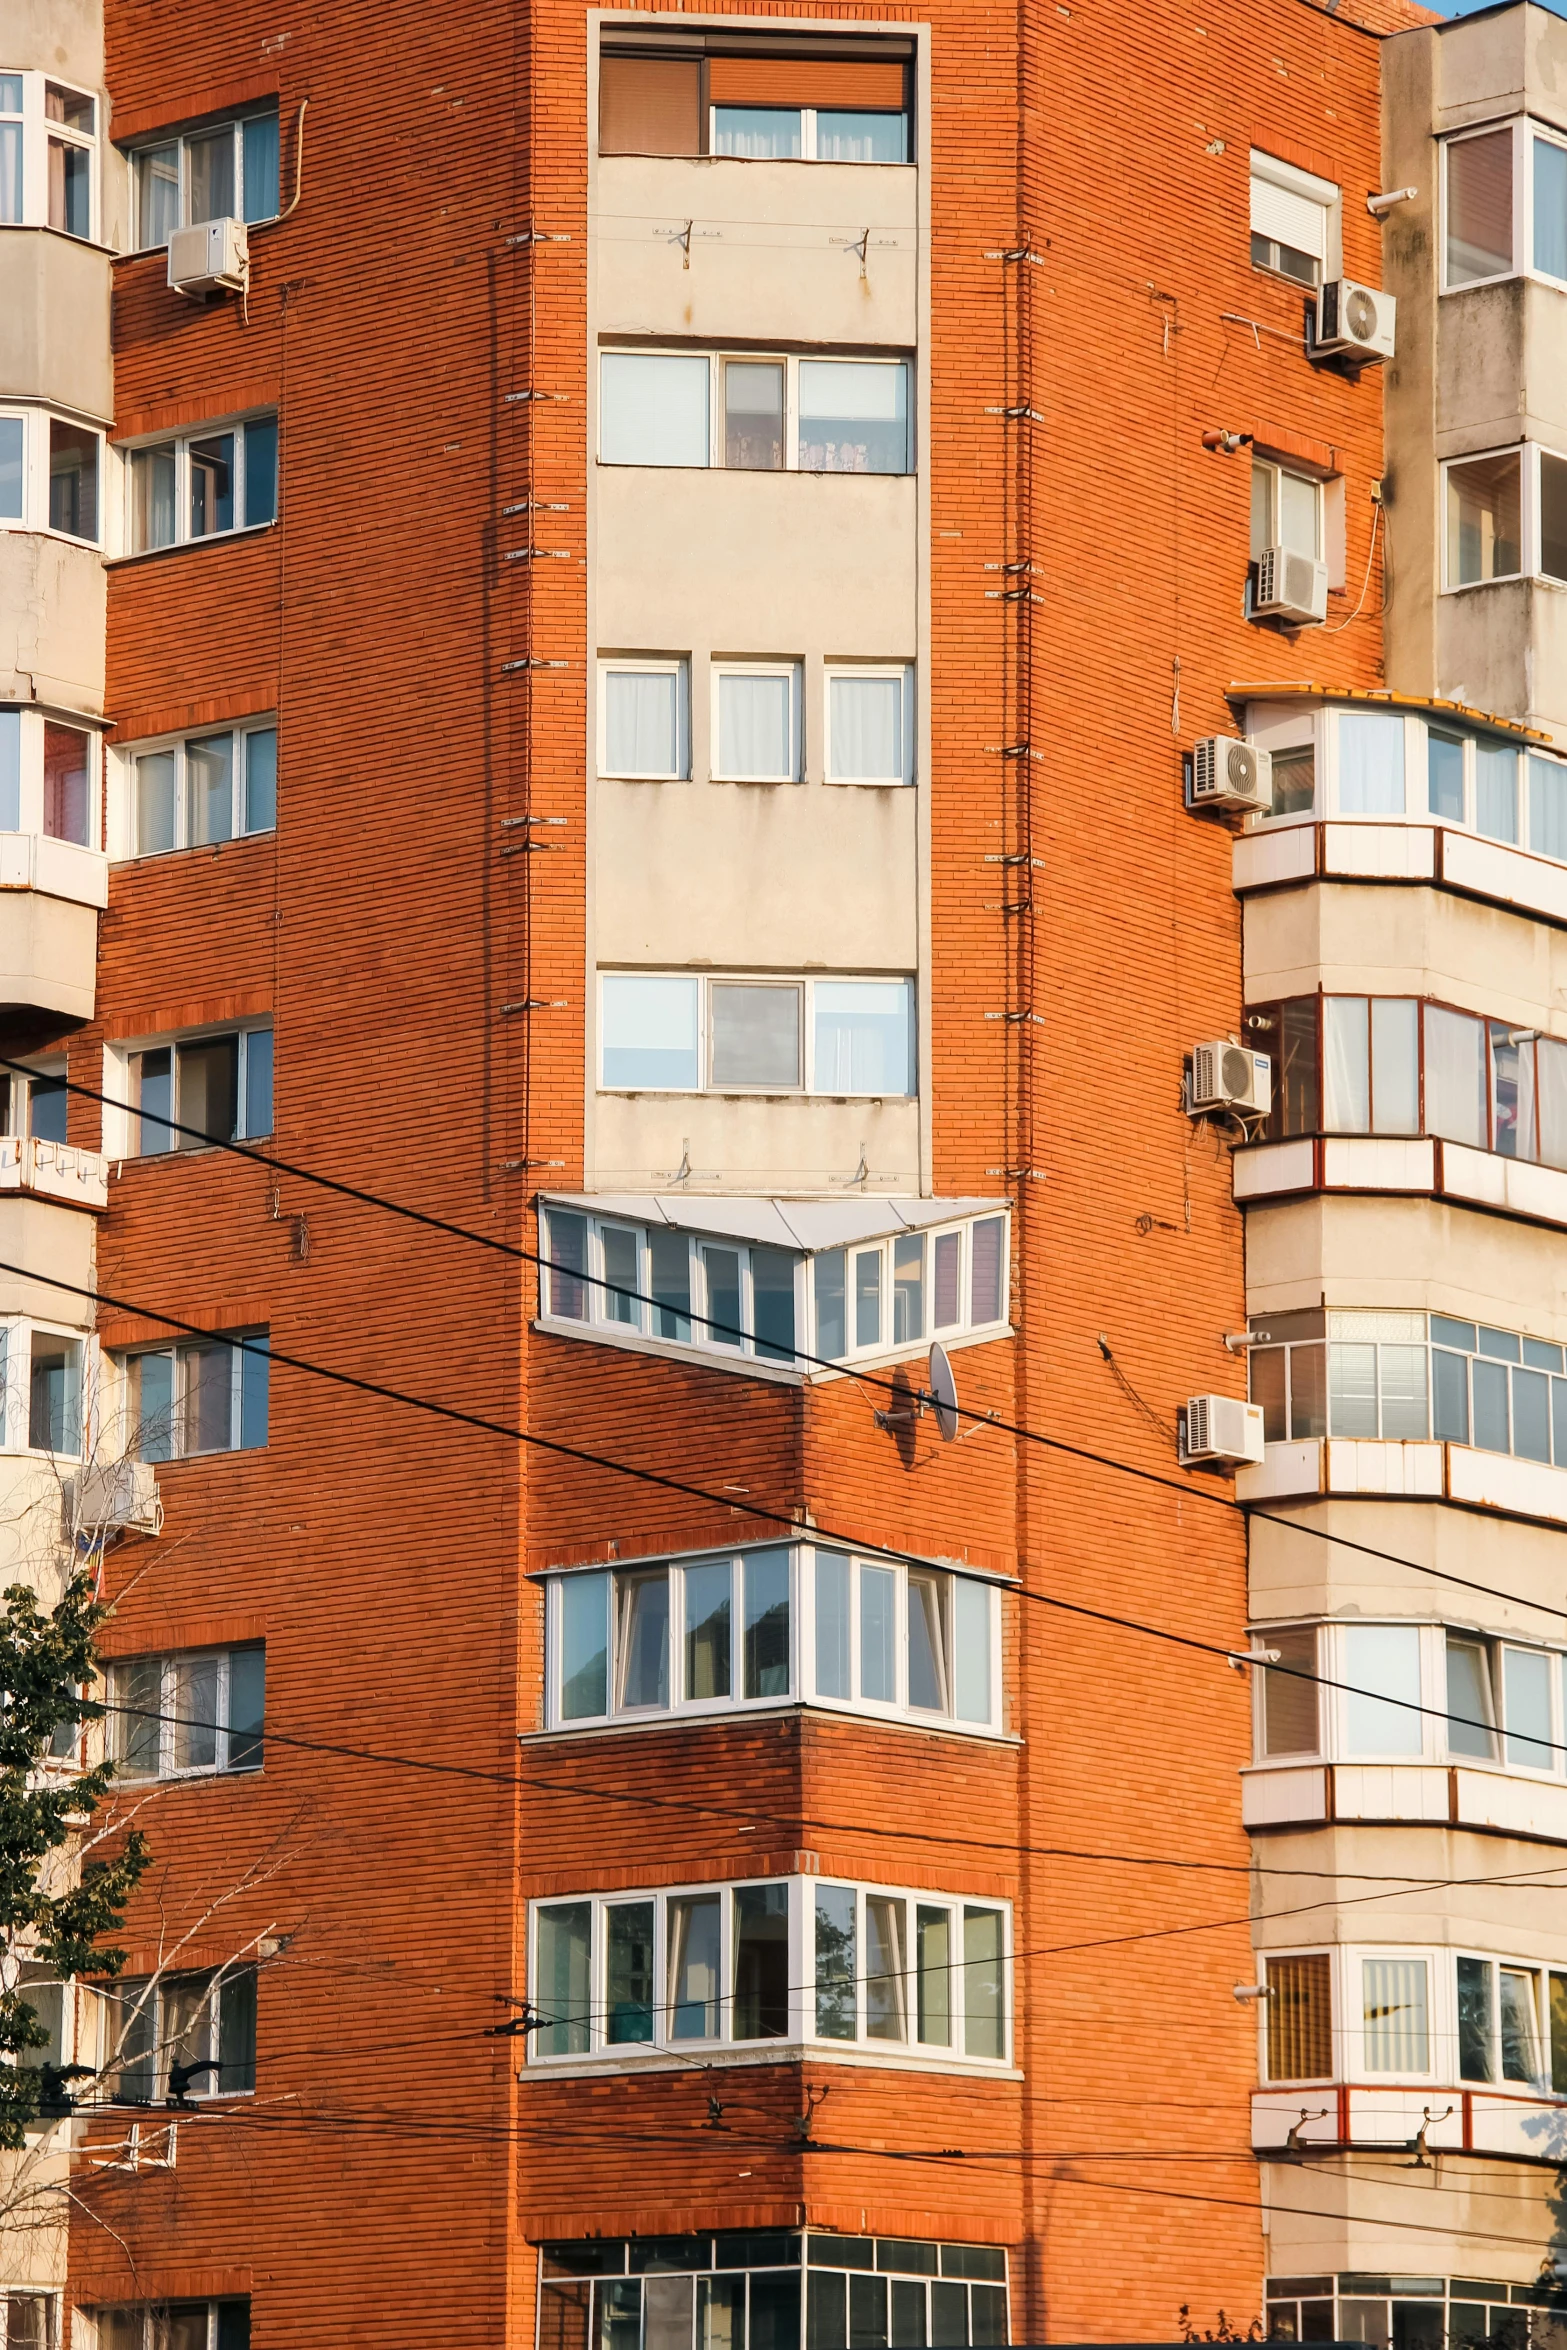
[927,1342,959,1442]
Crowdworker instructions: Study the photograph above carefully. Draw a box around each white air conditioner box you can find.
[167,216,249,296]
[1190,735,1272,814]
[1190,1039,1272,1117]
[1183,1395,1266,1466]
[65,1461,163,1538]
[1255,544,1329,626]
[1314,277,1396,362]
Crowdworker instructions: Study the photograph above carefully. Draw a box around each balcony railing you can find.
[1252,2082,1567,2161]
[1242,1755,1567,1841]
[0,1135,107,1209]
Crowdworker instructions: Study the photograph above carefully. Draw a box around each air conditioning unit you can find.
[1182,1395,1266,1466]
[1190,735,1273,814]
[1189,1039,1272,1117]
[167,216,249,296]
[65,1462,163,1539]
[1314,277,1396,362]
[1254,544,1329,626]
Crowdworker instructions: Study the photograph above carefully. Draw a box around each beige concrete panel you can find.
[6,0,102,86]
[1264,2147,1551,2284]
[0,232,112,417]
[1380,30,1440,708]
[596,156,916,349]
[1249,1491,1567,1637]
[1245,1191,1567,1329]
[1524,277,1567,446]
[595,466,916,659]
[595,778,916,968]
[1523,577,1567,745]
[1434,282,1526,457]
[0,1192,93,1322]
[1435,577,1533,729]
[591,1091,920,1192]
[1250,1822,1567,1951]
[0,532,105,712]
[1243,878,1567,1029]
[0,891,98,1021]
[1433,5,1529,125]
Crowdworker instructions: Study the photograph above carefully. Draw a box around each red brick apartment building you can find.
[15,0,1567,2338]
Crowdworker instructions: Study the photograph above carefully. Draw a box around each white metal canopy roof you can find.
[541,1194,1007,1252]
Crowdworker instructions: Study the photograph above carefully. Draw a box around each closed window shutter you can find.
[707,56,906,108]
[599,56,701,156]
[1250,171,1327,260]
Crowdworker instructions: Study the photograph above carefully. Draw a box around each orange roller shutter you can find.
[706,56,907,109]
[599,56,702,156]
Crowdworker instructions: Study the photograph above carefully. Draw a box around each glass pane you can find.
[644,2277,694,2350]
[684,1559,733,1701]
[710,984,800,1086]
[929,2283,967,2350]
[1270,745,1315,816]
[189,433,235,536]
[1542,452,1567,585]
[603,2282,644,2350]
[136,750,178,855]
[668,1894,722,2037]
[799,361,909,474]
[1322,998,1370,1131]
[1492,1022,1529,1156]
[815,981,913,1095]
[724,362,784,469]
[1245,1337,1280,1429]
[1473,1355,1509,1452]
[1447,128,1513,284]
[171,1653,220,1770]
[830,674,905,782]
[1425,1005,1486,1146]
[1428,731,1465,821]
[1262,1626,1319,1756]
[1277,469,1319,559]
[1514,1364,1551,1462]
[186,1339,236,1454]
[697,2276,744,2350]
[743,1548,790,1698]
[962,1907,1004,2059]
[1328,1342,1378,1437]
[114,1654,162,1774]
[814,1249,846,1358]
[932,1232,961,1328]
[1499,1969,1539,2082]
[600,353,711,467]
[243,416,278,527]
[48,138,91,237]
[606,669,681,777]
[188,127,236,221]
[228,1644,265,1769]
[890,2281,926,2350]
[817,109,907,163]
[815,1552,850,1699]
[649,1228,692,1342]
[132,444,178,551]
[1337,711,1406,817]
[48,420,98,540]
[240,1332,268,1451]
[892,1235,924,1343]
[617,1571,670,1709]
[702,1245,741,1347]
[0,123,20,228]
[1370,999,1419,1135]
[0,418,20,520]
[602,1226,641,1327]
[537,1903,592,2056]
[750,2275,801,2350]
[1342,1623,1422,1756]
[1503,1645,1553,1768]
[1551,1973,1567,2093]
[218,1965,258,2090]
[810,2274,848,2350]
[916,1906,951,2045]
[179,1035,239,1145]
[855,1249,882,1349]
[952,1578,991,1724]
[1445,1638,1495,1759]
[717,673,795,782]
[28,1334,81,1453]
[26,1076,66,1145]
[970,2287,1005,2348]
[1447,450,1522,585]
[601,974,700,1089]
[42,723,90,846]
[970,1219,1004,1326]
[243,728,277,832]
[1476,742,1519,842]
[733,1882,788,2038]
[1362,1955,1429,2070]
[561,1572,610,1719]
[186,734,234,846]
[815,1882,857,2038]
[1265,1951,1332,2079]
[865,1895,907,2041]
[1458,1954,1494,2080]
[1433,1347,1470,1442]
[860,1564,896,1701]
[607,1902,655,2043]
[242,112,281,221]
[1380,1345,1428,1439]
[138,143,179,245]
[131,1350,176,1462]
[907,1572,947,1711]
[1531,756,1567,861]
[135,1046,175,1156]
[547,1210,588,1318]
[713,107,802,159]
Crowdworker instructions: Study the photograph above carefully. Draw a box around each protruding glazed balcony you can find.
[0,707,107,1022]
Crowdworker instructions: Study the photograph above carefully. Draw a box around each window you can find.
[0,1062,68,1147]
[119,1025,273,1155]
[0,410,101,544]
[599,972,914,1096]
[1442,119,1567,290]
[548,1547,999,1731]
[598,45,911,164]
[1456,1955,1560,2088]
[1250,456,1322,562]
[529,1876,1008,2064]
[86,2303,249,2350]
[712,663,801,782]
[598,661,688,780]
[1362,1955,1429,2072]
[1258,1625,1319,1756]
[1249,150,1337,288]
[108,1644,264,1778]
[120,723,277,857]
[0,1324,87,1457]
[100,1969,257,2103]
[119,1332,269,1462]
[825,665,912,785]
[1249,703,1567,852]
[599,351,912,475]
[541,1204,1007,1368]
[131,109,280,247]
[1265,1952,1332,2080]
[0,709,101,851]
[1267,2280,1543,2350]
[0,73,96,237]
[124,415,278,555]
[0,2296,58,2349]
[1446,449,1522,586]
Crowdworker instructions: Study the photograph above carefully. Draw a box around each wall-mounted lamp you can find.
[1366,187,1418,216]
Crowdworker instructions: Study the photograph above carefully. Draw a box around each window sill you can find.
[596,1088,914,1104]
[0,222,115,258]
[113,831,276,869]
[0,521,103,552]
[522,1698,1018,1747]
[534,1312,1013,1385]
[522,2041,1019,2084]
[104,519,277,569]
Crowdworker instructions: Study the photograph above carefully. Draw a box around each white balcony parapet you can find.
[1233,817,1567,931]
[1234,1131,1567,1235]
[1241,1757,1567,1841]
[1237,1435,1567,1524]
[0,1135,107,1210]
[0,832,108,912]
[1251,2086,1567,2160]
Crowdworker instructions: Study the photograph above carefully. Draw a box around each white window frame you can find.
[0,406,103,545]
[107,1643,264,1780]
[0,69,98,239]
[1440,116,1567,294]
[0,1319,95,1460]
[118,410,279,557]
[0,2291,61,2348]
[1440,440,1567,592]
[710,660,803,783]
[823,661,914,787]
[526,1874,1012,2067]
[97,1965,257,2104]
[1250,454,1324,563]
[1248,149,1340,288]
[595,658,689,781]
[0,1059,68,1147]
[111,1327,269,1463]
[707,104,910,164]
[0,706,104,851]
[111,719,278,860]
[1244,701,1567,855]
[127,108,281,251]
[1257,1942,1567,2094]
[80,2312,242,2350]
[102,1023,274,1159]
[597,970,916,1097]
[598,348,913,474]
[543,1544,1004,1735]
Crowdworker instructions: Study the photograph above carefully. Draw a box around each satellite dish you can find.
[926,1341,959,1442]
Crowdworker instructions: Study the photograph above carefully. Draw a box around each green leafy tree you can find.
[0,1570,149,2148]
